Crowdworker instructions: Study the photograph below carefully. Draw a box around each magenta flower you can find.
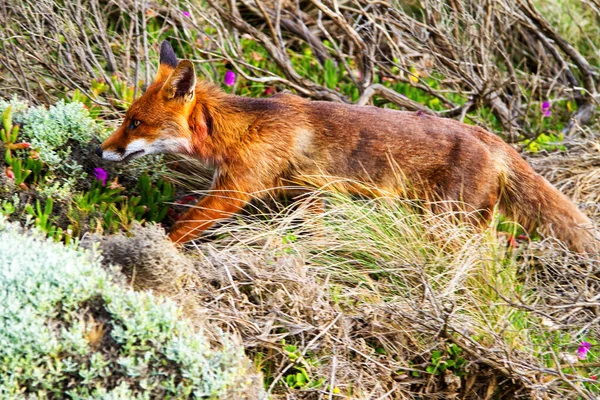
[182,11,190,17]
[354,69,363,81]
[541,101,551,118]
[577,342,592,360]
[224,70,236,86]
[93,167,108,186]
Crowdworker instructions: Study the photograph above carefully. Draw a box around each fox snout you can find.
[96,133,192,162]
[95,137,150,162]
[94,145,145,162]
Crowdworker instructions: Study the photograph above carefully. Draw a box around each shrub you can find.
[21,100,99,169]
[0,219,263,399]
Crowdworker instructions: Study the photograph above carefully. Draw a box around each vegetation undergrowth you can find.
[133,189,596,398]
[0,99,175,243]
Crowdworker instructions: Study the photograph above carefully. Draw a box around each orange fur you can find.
[99,41,598,253]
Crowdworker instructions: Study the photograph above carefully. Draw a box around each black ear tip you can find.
[160,40,173,52]
[159,40,178,68]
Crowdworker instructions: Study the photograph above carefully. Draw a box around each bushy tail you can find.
[499,153,598,253]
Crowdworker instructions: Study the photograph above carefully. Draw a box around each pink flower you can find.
[353,69,363,81]
[577,342,592,359]
[224,70,236,86]
[182,11,190,17]
[93,168,108,186]
[541,101,551,118]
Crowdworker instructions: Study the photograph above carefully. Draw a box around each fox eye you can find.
[129,119,141,130]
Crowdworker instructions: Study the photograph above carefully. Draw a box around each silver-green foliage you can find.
[0,219,260,399]
[21,100,98,169]
[0,98,97,178]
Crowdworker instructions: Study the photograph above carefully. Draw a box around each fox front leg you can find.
[168,189,251,244]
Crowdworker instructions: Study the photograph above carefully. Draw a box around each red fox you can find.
[97,41,598,253]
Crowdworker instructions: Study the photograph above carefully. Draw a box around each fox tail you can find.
[498,151,598,254]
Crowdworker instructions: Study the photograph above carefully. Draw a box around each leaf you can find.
[3,105,12,136]
[284,344,297,353]
[285,374,295,387]
[448,344,462,357]
[409,67,420,84]
[295,372,306,386]
[431,350,442,364]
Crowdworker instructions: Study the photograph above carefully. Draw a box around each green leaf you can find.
[431,350,442,364]
[3,105,12,136]
[295,372,306,386]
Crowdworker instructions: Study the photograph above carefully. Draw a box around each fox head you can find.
[96,41,199,162]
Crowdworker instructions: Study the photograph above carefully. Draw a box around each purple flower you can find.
[93,167,108,186]
[182,11,190,17]
[224,70,236,87]
[577,342,592,360]
[541,101,551,118]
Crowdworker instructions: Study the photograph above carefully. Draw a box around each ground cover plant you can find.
[1,0,600,398]
[0,218,263,398]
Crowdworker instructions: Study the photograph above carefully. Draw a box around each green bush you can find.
[0,219,263,399]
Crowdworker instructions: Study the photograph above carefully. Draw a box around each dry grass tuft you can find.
[90,222,194,292]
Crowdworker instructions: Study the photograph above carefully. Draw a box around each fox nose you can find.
[95,146,103,157]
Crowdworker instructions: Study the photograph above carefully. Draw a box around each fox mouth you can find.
[122,150,145,162]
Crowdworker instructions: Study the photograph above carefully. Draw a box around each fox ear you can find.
[155,41,178,83]
[162,60,196,102]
